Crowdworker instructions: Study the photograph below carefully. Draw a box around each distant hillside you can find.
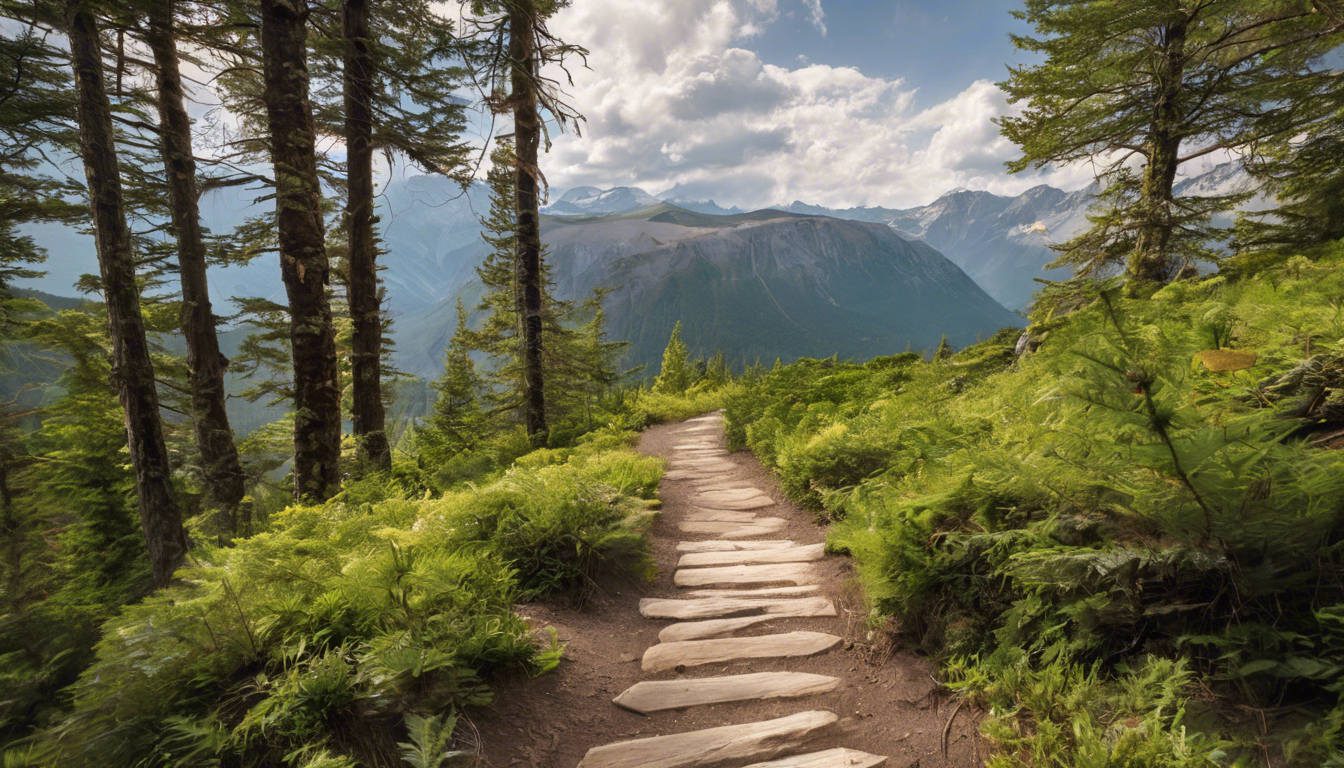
[769,162,1263,311]
[396,204,1022,377]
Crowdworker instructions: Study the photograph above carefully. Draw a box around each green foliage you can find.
[9,436,658,766]
[726,247,1344,761]
[999,0,1344,284]
[653,321,694,394]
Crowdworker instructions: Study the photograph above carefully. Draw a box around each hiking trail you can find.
[473,414,984,767]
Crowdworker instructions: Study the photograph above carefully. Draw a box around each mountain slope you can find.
[594,215,1021,371]
[396,205,1022,377]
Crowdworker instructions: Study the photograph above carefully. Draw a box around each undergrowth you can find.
[725,242,1344,765]
[2,437,662,767]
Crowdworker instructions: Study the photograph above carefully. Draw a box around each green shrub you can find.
[725,249,1344,760]
[20,440,661,767]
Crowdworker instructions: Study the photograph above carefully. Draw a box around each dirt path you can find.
[472,415,985,767]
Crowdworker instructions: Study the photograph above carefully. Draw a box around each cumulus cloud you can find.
[543,0,1092,209]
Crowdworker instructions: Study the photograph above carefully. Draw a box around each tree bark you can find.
[260,0,342,501]
[146,0,247,529]
[343,0,390,471]
[1131,19,1188,285]
[66,0,187,588]
[509,2,547,444]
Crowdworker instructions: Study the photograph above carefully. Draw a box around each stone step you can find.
[678,543,825,569]
[665,470,735,481]
[575,710,839,768]
[658,615,782,642]
[742,749,889,768]
[695,496,778,511]
[640,596,837,620]
[613,672,840,714]
[642,630,842,673]
[671,461,739,473]
[678,520,786,538]
[674,562,818,588]
[683,509,760,523]
[678,539,796,553]
[686,585,820,598]
[691,480,763,492]
[695,487,769,501]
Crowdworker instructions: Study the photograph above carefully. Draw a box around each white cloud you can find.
[801,0,826,35]
[543,0,1093,209]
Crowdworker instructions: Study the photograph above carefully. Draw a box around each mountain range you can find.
[543,161,1259,311]
[16,162,1258,392]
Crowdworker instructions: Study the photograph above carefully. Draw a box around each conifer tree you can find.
[704,350,731,388]
[654,321,694,394]
[143,0,246,528]
[462,140,624,436]
[418,300,486,463]
[64,0,187,587]
[466,0,586,445]
[933,334,953,361]
[259,0,342,501]
[1000,0,1344,286]
[1237,95,1344,248]
[329,0,473,472]
[341,0,388,471]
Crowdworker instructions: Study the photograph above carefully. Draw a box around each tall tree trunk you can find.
[343,0,390,471]
[260,0,341,501]
[66,0,187,588]
[146,0,247,530]
[509,2,546,444]
[1131,19,1187,285]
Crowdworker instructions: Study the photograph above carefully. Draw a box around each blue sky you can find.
[540,0,1087,209]
[749,1,1036,106]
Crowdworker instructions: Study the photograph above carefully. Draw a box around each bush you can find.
[724,249,1344,761]
[18,440,661,768]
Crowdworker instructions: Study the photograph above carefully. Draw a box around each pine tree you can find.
[933,334,953,361]
[1236,96,1344,248]
[341,0,389,471]
[65,0,187,587]
[417,300,486,464]
[259,0,342,501]
[654,321,695,394]
[465,0,586,445]
[328,0,473,472]
[704,350,731,388]
[1000,0,1344,286]
[142,0,246,529]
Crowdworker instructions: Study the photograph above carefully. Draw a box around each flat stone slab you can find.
[613,672,841,714]
[684,509,759,523]
[692,481,762,493]
[576,711,839,768]
[678,520,786,538]
[678,540,795,553]
[696,486,768,500]
[674,562,818,588]
[679,543,826,568]
[642,631,843,672]
[693,497,779,511]
[640,596,837,620]
[658,615,782,642]
[665,470,737,481]
[671,461,739,473]
[687,585,820,598]
[673,456,737,466]
[673,444,721,450]
[742,749,889,768]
